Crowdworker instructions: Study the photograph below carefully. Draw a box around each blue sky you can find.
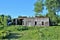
[1,0,59,18]
[0,0,38,18]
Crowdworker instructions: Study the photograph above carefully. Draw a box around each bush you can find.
[0,30,10,39]
[16,26,28,31]
[0,25,4,30]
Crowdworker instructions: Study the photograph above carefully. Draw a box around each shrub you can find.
[0,25,4,30]
[0,30,10,39]
[16,26,28,31]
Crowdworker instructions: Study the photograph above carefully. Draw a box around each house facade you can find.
[12,16,50,26]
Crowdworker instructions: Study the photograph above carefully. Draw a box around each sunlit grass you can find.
[0,25,60,40]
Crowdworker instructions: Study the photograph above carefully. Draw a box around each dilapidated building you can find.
[12,16,50,26]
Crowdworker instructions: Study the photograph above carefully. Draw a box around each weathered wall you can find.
[35,18,49,26]
[23,17,49,26]
[23,18,35,26]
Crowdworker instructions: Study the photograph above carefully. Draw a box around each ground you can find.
[0,25,60,40]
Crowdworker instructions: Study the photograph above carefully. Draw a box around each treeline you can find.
[0,14,60,26]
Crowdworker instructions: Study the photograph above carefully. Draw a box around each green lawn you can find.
[0,25,60,40]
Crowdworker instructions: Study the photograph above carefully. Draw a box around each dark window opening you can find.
[35,21,37,25]
[17,19,23,25]
[42,21,44,25]
[13,19,16,25]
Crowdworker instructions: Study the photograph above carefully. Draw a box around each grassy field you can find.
[0,25,60,40]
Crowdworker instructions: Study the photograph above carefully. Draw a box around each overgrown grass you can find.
[19,26,60,40]
[0,25,60,40]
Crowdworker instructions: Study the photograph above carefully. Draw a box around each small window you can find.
[42,21,44,25]
[35,21,37,25]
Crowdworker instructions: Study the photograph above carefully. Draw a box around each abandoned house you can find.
[11,16,50,26]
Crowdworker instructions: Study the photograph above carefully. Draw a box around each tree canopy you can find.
[34,0,60,25]
[34,0,60,13]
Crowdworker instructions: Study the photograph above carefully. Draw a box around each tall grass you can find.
[0,25,60,40]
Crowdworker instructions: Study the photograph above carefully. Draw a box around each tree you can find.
[34,0,44,16]
[7,15,12,26]
[34,0,60,25]
[0,15,9,26]
[57,15,60,23]
[45,0,60,12]
[46,11,58,25]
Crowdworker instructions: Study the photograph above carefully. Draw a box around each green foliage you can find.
[16,26,28,31]
[34,0,43,16]
[19,26,60,40]
[45,0,60,12]
[5,25,28,32]
[0,30,10,39]
[0,15,8,27]
[34,0,60,25]
[46,11,58,25]
[0,25,4,30]
[0,15,12,39]
[57,15,60,23]
[0,25,60,40]
[34,0,60,13]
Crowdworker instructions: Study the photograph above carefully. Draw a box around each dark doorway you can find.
[42,21,44,25]
[17,19,24,25]
[35,21,37,25]
[13,19,16,25]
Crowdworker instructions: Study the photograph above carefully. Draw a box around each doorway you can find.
[35,21,37,25]
[17,19,24,25]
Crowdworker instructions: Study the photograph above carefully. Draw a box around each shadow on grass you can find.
[3,32,22,39]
